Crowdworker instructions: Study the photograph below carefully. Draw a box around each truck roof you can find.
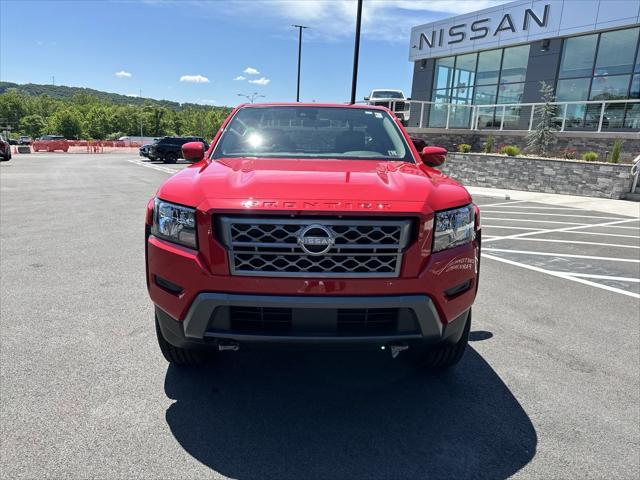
[236,102,391,110]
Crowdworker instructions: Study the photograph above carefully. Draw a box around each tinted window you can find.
[555,78,591,101]
[213,107,412,162]
[590,74,632,100]
[453,53,477,90]
[474,85,497,105]
[434,56,455,90]
[559,34,597,78]
[371,91,403,99]
[500,45,530,84]
[594,28,639,76]
[497,83,525,104]
[476,49,502,85]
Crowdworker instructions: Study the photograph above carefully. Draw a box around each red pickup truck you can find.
[146,103,481,369]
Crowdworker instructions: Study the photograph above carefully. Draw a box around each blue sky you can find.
[1,0,505,106]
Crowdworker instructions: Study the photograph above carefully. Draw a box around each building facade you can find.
[408,0,640,133]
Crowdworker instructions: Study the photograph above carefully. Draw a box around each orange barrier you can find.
[29,139,146,154]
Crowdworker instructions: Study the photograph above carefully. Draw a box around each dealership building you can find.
[407,0,640,146]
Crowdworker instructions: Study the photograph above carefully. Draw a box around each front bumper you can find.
[156,294,470,350]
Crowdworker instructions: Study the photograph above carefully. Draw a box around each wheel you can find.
[410,309,471,369]
[155,315,205,366]
[163,152,178,164]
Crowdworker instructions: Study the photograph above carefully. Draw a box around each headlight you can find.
[433,204,475,252]
[151,198,198,249]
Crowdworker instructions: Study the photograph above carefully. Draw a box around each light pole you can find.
[237,92,266,103]
[350,0,363,104]
[292,24,309,102]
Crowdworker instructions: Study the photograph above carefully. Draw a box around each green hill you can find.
[0,81,220,111]
[0,82,230,139]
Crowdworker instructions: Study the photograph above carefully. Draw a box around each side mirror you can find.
[420,146,447,167]
[410,137,427,151]
[182,141,205,162]
[364,96,370,101]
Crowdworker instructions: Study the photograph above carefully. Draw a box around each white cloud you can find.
[223,0,508,42]
[125,93,139,97]
[179,74,210,83]
[248,77,270,86]
[243,67,260,75]
[197,99,218,105]
[234,75,246,81]
[115,70,132,78]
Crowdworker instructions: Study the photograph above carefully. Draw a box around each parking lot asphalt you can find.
[1,152,639,479]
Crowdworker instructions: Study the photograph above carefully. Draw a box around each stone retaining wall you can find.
[407,129,640,163]
[438,153,634,199]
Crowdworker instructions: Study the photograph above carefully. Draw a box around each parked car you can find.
[148,136,208,163]
[139,143,153,159]
[18,136,32,145]
[0,134,11,161]
[32,135,69,152]
[365,89,411,125]
[147,103,480,369]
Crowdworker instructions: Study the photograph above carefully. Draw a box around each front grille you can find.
[372,100,407,112]
[218,216,412,277]
[336,308,399,334]
[230,306,292,333]
[225,306,406,335]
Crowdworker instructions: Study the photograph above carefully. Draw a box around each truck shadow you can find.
[164,347,536,479]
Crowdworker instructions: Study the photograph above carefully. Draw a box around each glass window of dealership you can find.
[417,24,640,131]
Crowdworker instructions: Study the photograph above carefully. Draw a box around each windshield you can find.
[371,91,404,99]
[212,106,412,162]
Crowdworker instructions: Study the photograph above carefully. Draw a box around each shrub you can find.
[500,145,521,157]
[610,139,623,163]
[563,147,577,160]
[483,134,494,153]
[582,151,598,162]
[457,143,472,153]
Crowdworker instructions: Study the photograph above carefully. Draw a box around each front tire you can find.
[155,315,205,366]
[411,309,471,369]
[164,152,178,164]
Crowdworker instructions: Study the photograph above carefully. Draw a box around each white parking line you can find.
[484,218,639,243]
[482,205,585,211]
[553,230,640,239]
[482,225,541,231]
[597,225,640,230]
[127,159,177,174]
[476,200,529,207]
[564,273,640,283]
[480,210,630,220]
[483,248,640,263]
[490,238,640,249]
[482,253,640,299]
[482,225,639,238]
[482,217,588,226]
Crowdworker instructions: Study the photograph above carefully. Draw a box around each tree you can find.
[48,108,83,138]
[85,106,113,139]
[20,114,46,138]
[0,90,30,130]
[527,81,557,157]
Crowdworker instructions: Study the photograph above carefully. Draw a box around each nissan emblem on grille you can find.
[218,216,412,278]
[297,224,335,256]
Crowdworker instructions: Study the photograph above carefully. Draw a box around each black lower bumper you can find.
[156,293,470,351]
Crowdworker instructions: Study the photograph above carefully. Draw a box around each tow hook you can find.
[388,342,409,359]
[217,340,240,352]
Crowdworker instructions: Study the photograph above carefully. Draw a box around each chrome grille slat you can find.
[218,216,412,278]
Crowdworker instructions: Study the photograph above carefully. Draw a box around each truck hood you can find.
[157,157,471,213]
